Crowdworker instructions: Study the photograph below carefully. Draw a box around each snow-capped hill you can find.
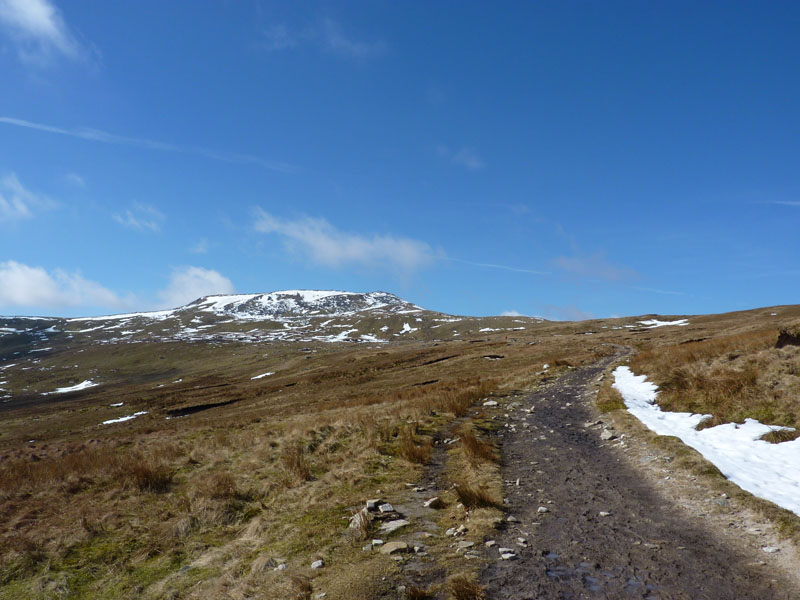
[186,290,419,319]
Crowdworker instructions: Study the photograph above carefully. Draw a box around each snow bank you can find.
[613,366,800,516]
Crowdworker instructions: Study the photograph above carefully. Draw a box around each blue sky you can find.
[1,0,798,319]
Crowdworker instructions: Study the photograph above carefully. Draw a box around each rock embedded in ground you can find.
[423,496,443,509]
[311,559,324,569]
[380,541,409,555]
[366,499,382,511]
[537,506,550,513]
[378,503,394,513]
[457,541,475,551]
[600,428,616,441]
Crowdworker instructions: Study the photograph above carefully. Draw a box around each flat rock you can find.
[378,503,394,513]
[380,519,410,534]
[380,541,409,555]
[311,559,324,569]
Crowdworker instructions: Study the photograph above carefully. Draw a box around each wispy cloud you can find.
[436,144,485,170]
[158,266,235,308]
[254,209,434,273]
[443,256,548,276]
[634,286,686,296]
[64,172,85,187]
[0,260,132,311]
[259,18,386,61]
[261,24,297,51]
[0,116,298,173]
[501,310,523,317]
[0,0,83,65]
[0,172,54,222]
[189,238,210,254]
[553,252,638,282]
[759,200,800,207]
[113,202,165,233]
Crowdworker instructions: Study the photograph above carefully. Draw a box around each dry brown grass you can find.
[407,584,435,599]
[0,321,609,598]
[452,481,500,509]
[447,573,486,600]
[398,426,432,464]
[129,458,174,493]
[281,442,311,482]
[458,426,496,467]
[290,574,313,600]
[631,328,800,428]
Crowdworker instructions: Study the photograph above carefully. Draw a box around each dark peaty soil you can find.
[481,353,798,599]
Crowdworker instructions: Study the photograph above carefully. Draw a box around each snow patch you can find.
[638,319,689,328]
[102,411,148,425]
[251,372,275,380]
[613,366,800,516]
[44,380,99,395]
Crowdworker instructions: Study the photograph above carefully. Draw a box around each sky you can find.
[0,0,799,320]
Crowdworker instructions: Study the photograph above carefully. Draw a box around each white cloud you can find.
[0,260,129,311]
[437,144,485,170]
[0,0,81,65]
[501,310,523,317]
[553,253,637,282]
[254,208,434,273]
[113,202,165,233]
[0,172,52,222]
[158,266,235,308]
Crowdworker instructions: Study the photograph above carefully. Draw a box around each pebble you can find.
[762,546,780,554]
[599,511,611,517]
[311,559,324,569]
[537,506,550,514]
[507,515,520,523]
[485,540,497,547]
[501,553,518,560]
[484,400,499,407]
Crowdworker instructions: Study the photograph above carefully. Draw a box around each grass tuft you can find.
[453,481,500,509]
[281,442,311,482]
[398,426,432,464]
[458,426,496,466]
[447,573,486,600]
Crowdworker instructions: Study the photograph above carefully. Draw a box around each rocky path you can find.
[481,352,799,599]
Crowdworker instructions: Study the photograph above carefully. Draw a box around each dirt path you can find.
[481,352,799,599]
